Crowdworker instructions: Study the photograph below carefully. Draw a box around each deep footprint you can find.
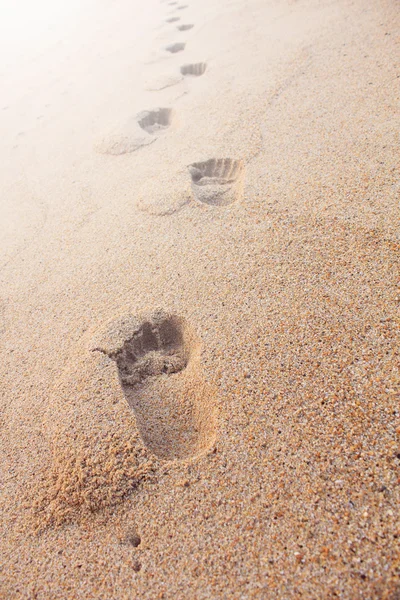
[177,24,193,31]
[188,158,245,206]
[137,108,173,134]
[180,62,207,76]
[95,310,217,460]
[165,42,186,53]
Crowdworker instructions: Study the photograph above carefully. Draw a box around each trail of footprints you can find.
[90,1,248,475]
[38,0,256,528]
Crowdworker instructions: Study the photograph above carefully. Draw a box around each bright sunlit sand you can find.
[0,0,87,51]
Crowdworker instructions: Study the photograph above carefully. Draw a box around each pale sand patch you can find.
[144,73,183,91]
[135,165,191,215]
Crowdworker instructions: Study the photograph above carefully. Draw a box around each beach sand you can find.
[0,0,399,597]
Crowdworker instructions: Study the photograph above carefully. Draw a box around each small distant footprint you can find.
[93,310,217,460]
[165,42,186,53]
[180,62,206,76]
[177,4,188,9]
[177,24,193,31]
[137,108,173,134]
[166,16,180,22]
[188,158,245,206]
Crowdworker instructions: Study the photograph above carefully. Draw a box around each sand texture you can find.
[0,0,399,597]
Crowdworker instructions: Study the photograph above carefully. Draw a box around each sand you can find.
[0,0,399,597]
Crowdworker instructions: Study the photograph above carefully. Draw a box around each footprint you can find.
[165,42,186,53]
[95,109,172,155]
[92,310,217,460]
[166,16,180,22]
[180,62,206,76]
[188,158,245,206]
[177,24,193,31]
[137,108,173,134]
[177,4,188,9]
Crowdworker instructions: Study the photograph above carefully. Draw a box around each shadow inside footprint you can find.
[188,158,245,206]
[180,62,206,76]
[115,316,188,386]
[177,24,193,31]
[97,310,217,460]
[137,108,173,134]
[166,16,180,22]
[165,42,186,53]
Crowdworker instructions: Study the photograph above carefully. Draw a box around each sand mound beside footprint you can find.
[32,352,156,527]
[92,310,217,460]
[135,166,192,215]
[95,130,154,156]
